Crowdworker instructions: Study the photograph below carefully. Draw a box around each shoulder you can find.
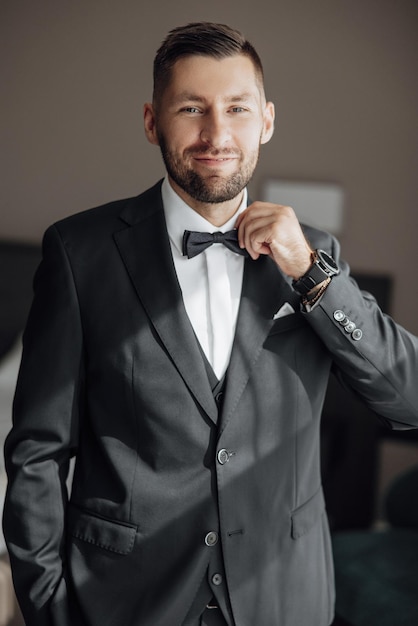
[50,179,164,242]
[39,180,164,266]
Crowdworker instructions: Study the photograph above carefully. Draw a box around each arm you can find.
[304,242,418,429]
[2,225,84,625]
[236,201,418,429]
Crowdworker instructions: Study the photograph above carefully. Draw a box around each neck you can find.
[168,176,244,227]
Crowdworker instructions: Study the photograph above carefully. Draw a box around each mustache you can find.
[186,147,240,157]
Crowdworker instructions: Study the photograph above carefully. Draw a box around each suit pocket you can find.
[291,487,326,539]
[268,312,307,336]
[67,504,137,555]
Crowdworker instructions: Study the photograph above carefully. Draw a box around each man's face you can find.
[144,54,274,208]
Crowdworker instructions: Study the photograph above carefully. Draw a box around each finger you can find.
[236,212,269,252]
[238,214,280,256]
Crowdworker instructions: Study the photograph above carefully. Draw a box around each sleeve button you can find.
[345,321,356,333]
[352,328,363,341]
[333,310,345,322]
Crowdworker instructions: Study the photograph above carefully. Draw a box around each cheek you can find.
[166,129,201,154]
[233,122,264,148]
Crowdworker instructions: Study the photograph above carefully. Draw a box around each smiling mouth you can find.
[191,148,239,158]
[197,158,234,162]
[193,155,238,164]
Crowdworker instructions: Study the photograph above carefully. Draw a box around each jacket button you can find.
[212,573,223,586]
[205,532,219,547]
[333,310,345,322]
[340,316,350,327]
[217,449,229,465]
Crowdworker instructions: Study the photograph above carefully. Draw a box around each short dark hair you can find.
[153,22,264,108]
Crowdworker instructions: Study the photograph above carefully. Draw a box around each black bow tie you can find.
[182,229,249,259]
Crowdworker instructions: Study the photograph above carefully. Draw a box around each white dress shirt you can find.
[162,177,247,380]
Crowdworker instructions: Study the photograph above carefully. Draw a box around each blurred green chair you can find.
[332,465,418,626]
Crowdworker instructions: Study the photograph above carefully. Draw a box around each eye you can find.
[231,106,245,112]
[182,106,201,114]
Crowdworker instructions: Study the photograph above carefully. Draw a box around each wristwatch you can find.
[292,249,339,296]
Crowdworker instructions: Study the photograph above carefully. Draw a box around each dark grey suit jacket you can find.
[3,181,418,626]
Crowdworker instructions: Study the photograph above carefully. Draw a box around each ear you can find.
[144,103,159,146]
[261,101,275,145]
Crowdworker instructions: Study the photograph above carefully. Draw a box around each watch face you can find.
[317,249,339,274]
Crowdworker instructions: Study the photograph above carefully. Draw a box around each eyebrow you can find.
[172,92,257,105]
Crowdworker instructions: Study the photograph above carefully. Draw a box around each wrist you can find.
[293,249,315,279]
[302,277,331,310]
[292,249,339,296]
[306,277,330,297]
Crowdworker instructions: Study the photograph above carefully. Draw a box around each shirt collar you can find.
[162,176,248,255]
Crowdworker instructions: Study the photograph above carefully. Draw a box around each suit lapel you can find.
[113,182,218,423]
[220,255,299,432]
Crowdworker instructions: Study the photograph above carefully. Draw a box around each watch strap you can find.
[292,263,330,295]
[292,249,338,296]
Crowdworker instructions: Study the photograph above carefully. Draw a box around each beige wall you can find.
[1,0,417,333]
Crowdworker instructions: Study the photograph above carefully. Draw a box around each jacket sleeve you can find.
[304,234,418,429]
[2,224,84,626]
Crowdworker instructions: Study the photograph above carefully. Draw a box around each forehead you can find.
[165,54,263,101]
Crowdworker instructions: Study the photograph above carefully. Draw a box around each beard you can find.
[157,133,260,204]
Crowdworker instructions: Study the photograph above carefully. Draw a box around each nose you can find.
[200,111,231,148]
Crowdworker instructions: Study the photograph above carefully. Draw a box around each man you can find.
[3,21,418,626]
